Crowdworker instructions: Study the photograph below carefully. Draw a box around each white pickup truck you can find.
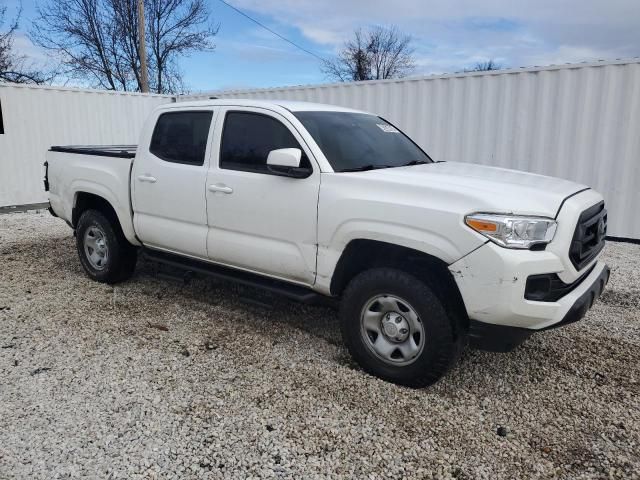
[45,99,610,387]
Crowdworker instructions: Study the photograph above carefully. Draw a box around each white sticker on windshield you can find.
[376,123,400,133]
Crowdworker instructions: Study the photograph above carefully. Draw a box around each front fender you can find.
[315,220,484,295]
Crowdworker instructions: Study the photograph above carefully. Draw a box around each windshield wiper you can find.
[401,160,430,167]
[339,164,394,172]
[339,160,430,172]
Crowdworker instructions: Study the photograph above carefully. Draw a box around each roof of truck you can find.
[170,99,367,114]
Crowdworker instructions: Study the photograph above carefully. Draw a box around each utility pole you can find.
[137,0,150,93]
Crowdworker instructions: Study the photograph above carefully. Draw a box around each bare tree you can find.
[146,0,216,93]
[367,26,415,80]
[0,4,49,83]
[31,0,218,93]
[322,26,415,82]
[471,59,501,71]
[322,29,370,82]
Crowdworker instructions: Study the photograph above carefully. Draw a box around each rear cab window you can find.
[150,111,213,165]
[220,111,311,174]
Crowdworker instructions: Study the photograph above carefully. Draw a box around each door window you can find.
[150,111,213,165]
[220,111,310,173]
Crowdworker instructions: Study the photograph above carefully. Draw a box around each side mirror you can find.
[266,148,311,178]
[267,148,301,168]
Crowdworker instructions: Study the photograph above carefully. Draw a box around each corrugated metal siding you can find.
[0,84,173,207]
[185,60,640,239]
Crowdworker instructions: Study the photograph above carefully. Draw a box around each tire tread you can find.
[340,267,463,388]
[76,209,137,284]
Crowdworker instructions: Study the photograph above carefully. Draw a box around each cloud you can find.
[11,34,49,63]
[214,27,317,63]
[524,45,627,68]
[227,0,640,72]
[6,0,639,89]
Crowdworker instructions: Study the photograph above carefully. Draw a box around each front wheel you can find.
[340,268,462,388]
[76,209,137,284]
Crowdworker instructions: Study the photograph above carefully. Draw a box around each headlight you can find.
[465,213,557,249]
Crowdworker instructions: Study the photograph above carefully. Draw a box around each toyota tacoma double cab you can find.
[44,99,610,387]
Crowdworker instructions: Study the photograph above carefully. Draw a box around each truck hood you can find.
[353,161,588,217]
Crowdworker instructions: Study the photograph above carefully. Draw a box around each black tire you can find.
[76,209,137,284]
[340,268,462,388]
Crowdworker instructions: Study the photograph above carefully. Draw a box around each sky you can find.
[3,0,640,93]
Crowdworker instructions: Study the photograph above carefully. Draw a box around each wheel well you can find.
[330,239,469,332]
[72,192,119,228]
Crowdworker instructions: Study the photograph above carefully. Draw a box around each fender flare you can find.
[70,181,140,246]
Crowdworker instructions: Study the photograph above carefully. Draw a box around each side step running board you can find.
[142,248,328,305]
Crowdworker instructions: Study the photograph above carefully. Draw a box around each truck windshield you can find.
[293,111,432,172]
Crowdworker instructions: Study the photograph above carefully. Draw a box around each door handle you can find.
[137,174,157,183]
[208,184,233,194]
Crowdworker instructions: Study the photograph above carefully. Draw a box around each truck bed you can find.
[49,145,137,159]
[46,146,138,245]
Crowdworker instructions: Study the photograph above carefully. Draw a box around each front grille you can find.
[569,201,607,271]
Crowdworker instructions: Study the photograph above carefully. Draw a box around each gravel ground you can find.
[0,212,639,480]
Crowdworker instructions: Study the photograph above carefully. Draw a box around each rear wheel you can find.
[340,268,461,387]
[76,209,137,284]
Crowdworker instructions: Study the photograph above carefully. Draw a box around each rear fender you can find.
[70,180,139,246]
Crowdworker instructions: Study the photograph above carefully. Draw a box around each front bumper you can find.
[449,188,609,351]
[449,234,610,330]
[467,263,610,352]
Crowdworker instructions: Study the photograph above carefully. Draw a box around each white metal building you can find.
[184,59,640,240]
[0,84,173,207]
[1,59,638,239]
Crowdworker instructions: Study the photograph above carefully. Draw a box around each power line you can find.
[216,0,325,62]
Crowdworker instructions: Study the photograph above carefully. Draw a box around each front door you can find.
[205,107,320,285]
[132,108,215,258]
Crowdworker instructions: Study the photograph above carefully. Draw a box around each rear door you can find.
[205,107,320,285]
[132,107,216,258]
